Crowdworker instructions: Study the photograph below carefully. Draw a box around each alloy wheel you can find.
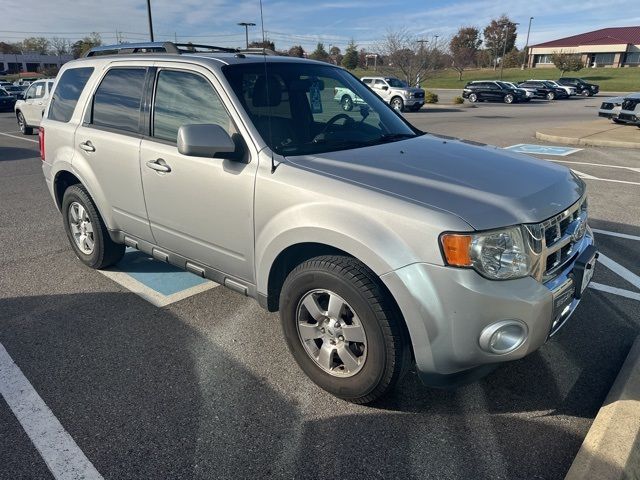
[68,201,95,254]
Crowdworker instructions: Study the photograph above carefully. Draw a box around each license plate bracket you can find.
[573,245,598,299]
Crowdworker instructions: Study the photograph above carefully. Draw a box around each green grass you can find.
[350,67,640,92]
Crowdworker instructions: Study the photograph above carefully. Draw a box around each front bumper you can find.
[599,111,617,118]
[404,97,424,107]
[381,229,595,382]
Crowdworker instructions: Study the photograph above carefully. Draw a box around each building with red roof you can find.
[527,26,640,68]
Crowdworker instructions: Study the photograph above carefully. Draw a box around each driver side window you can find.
[26,83,45,100]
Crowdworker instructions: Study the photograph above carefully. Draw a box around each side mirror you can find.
[381,85,389,91]
[177,124,236,158]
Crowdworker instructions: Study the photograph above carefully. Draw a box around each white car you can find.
[529,79,576,96]
[598,96,625,121]
[14,79,54,134]
[616,93,640,126]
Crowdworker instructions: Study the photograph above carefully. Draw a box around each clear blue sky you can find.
[3,0,640,51]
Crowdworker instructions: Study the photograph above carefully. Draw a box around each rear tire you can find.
[62,184,125,269]
[279,255,411,404]
[17,111,33,135]
[340,95,354,111]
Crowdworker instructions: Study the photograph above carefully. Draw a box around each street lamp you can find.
[521,17,534,70]
[146,0,154,42]
[499,22,519,80]
[237,22,256,49]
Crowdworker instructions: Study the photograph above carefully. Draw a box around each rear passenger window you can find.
[48,67,93,123]
[92,68,146,133]
[152,70,232,143]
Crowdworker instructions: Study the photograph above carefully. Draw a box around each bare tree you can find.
[51,37,71,56]
[376,29,439,86]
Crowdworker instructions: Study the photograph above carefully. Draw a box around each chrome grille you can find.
[601,102,614,110]
[537,197,588,282]
[413,91,425,99]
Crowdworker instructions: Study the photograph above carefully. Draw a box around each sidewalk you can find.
[536,120,640,149]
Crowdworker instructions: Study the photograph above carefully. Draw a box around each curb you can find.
[565,336,640,480]
[536,131,640,149]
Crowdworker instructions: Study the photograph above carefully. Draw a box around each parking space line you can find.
[0,131,38,144]
[566,169,640,186]
[551,159,640,174]
[0,342,104,480]
[590,282,640,302]
[593,229,640,242]
[597,253,640,290]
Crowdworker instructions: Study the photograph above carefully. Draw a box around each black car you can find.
[0,88,17,111]
[3,84,27,100]
[517,81,569,100]
[462,81,527,104]
[557,77,599,97]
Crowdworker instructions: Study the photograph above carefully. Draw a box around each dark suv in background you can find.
[462,81,527,104]
[557,78,599,97]
[517,81,569,100]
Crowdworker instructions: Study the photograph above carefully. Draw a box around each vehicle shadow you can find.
[0,147,39,161]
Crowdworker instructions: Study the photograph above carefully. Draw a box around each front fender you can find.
[255,202,417,296]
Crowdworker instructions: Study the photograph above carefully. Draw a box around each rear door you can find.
[139,64,258,281]
[73,63,153,241]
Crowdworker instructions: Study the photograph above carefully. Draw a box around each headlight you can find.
[440,226,532,280]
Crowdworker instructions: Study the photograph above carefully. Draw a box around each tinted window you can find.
[49,67,94,123]
[92,68,146,133]
[153,70,232,143]
[362,78,372,85]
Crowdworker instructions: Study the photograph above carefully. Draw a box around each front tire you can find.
[62,184,125,269]
[17,111,33,135]
[468,93,478,103]
[546,91,556,100]
[504,94,514,104]
[279,255,410,404]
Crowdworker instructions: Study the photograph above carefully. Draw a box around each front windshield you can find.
[386,78,408,88]
[497,82,512,89]
[223,62,417,156]
[543,81,556,88]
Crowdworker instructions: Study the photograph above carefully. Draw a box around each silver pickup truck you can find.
[41,42,596,404]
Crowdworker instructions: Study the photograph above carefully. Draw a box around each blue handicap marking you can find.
[505,144,582,156]
[101,248,217,306]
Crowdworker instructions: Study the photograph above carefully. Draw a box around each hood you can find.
[394,86,424,93]
[287,135,584,231]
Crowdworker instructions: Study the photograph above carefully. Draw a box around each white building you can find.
[0,52,74,74]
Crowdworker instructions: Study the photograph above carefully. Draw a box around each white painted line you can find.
[550,159,640,174]
[593,229,640,242]
[0,131,38,144]
[598,253,640,291]
[572,168,599,180]
[589,282,640,302]
[0,342,104,480]
[567,169,640,186]
[98,268,218,307]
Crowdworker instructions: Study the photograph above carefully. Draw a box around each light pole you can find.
[146,0,154,42]
[521,17,534,70]
[499,22,519,79]
[237,22,256,49]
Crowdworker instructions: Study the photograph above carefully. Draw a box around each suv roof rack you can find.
[84,42,279,57]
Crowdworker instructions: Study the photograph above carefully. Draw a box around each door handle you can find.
[146,158,171,173]
[79,141,95,152]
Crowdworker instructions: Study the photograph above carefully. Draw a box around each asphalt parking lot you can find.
[1,95,639,480]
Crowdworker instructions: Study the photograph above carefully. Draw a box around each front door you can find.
[139,66,257,281]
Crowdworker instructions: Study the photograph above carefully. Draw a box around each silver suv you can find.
[40,42,596,404]
[361,76,425,111]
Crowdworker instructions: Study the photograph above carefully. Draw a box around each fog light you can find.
[479,320,528,354]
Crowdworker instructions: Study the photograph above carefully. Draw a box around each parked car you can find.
[361,76,425,111]
[556,78,599,97]
[529,79,576,96]
[40,42,596,404]
[0,88,17,111]
[518,81,569,100]
[333,86,366,111]
[616,93,640,126]
[14,79,55,134]
[598,96,625,121]
[0,80,12,88]
[4,84,28,100]
[500,81,534,101]
[462,81,528,103]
